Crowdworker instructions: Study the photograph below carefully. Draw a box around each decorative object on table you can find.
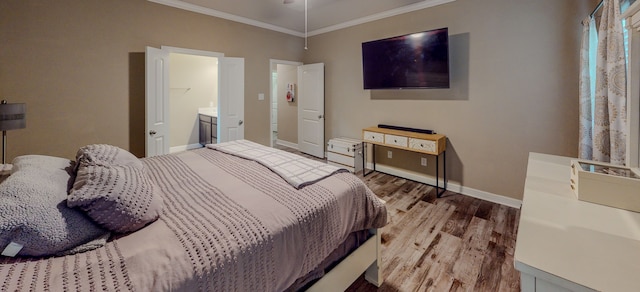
[286,83,295,102]
[570,159,640,212]
[0,100,26,164]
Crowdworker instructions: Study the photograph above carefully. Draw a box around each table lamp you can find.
[0,100,26,164]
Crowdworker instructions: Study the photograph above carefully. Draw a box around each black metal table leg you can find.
[436,150,446,197]
[443,150,447,191]
[436,152,440,197]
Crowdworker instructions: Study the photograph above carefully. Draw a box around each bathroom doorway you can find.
[269,59,302,148]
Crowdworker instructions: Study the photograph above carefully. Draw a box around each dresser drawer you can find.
[409,138,436,153]
[384,134,408,147]
[363,131,384,143]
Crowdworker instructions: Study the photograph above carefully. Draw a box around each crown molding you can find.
[308,0,455,36]
[148,0,305,37]
[149,0,455,37]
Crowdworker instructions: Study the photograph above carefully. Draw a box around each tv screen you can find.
[362,27,450,89]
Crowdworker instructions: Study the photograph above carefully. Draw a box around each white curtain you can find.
[593,0,627,165]
[579,17,594,160]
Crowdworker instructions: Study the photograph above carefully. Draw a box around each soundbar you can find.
[378,124,435,134]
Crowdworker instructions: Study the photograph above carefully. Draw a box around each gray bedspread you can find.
[0,146,387,291]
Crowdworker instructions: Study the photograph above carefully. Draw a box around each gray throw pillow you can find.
[68,163,163,233]
[0,155,110,257]
[75,144,143,169]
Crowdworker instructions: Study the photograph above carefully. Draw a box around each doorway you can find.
[145,46,244,157]
[169,53,218,153]
[269,59,302,148]
[268,60,326,158]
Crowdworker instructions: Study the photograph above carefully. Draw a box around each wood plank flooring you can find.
[275,145,521,291]
[349,172,521,292]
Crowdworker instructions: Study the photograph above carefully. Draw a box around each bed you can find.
[0,140,387,291]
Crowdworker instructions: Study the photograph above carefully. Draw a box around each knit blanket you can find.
[207,139,347,188]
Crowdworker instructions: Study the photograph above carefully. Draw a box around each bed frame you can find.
[306,228,382,291]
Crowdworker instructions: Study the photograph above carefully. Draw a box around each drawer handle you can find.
[420,144,424,147]
[394,139,397,143]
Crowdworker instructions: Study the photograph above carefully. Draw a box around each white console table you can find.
[515,153,640,292]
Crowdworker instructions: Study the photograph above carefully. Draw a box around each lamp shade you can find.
[0,101,26,131]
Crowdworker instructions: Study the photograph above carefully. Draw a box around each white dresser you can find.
[515,153,640,292]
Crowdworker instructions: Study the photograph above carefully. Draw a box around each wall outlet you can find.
[421,157,427,166]
[258,93,265,100]
[387,151,392,159]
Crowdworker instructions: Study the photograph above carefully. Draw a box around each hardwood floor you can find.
[274,145,522,291]
[348,172,521,292]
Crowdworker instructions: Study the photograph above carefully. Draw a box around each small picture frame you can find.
[286,83,295,102]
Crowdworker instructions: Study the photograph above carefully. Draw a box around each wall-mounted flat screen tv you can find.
[362,27,449,89]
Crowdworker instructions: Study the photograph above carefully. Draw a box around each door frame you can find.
[269,59,303,148]
[145,46,224,157]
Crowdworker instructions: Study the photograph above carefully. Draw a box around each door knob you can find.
[318,115,324,119]
[238,120,244,126]
[149,130,157,136]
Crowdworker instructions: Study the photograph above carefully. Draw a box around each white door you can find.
[219,57,245,142]
[298,63,325,158]
[145,46,170,157]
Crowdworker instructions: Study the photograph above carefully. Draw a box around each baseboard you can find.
[367,163,522,209]
[170,143,203,153]
[276,139,298,150]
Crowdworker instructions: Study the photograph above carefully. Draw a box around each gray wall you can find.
[303,0,597,200]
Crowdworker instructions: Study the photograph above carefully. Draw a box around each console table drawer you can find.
[363,131,384,143]
[409,138,436,153]
[384,134,408,147]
